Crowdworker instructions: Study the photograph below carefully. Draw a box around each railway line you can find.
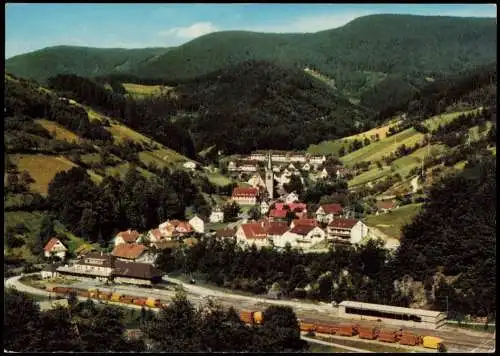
[6,274,495,352]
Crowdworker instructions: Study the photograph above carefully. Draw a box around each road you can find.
[301,334,372,353]
[6,274,495,352]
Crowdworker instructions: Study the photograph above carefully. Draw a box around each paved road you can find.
[301,334,372,353]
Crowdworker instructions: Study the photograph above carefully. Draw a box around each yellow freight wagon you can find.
[422,336,443,349]
[88,288,98,298]
[111,293,121,302]
[146,298,159,308]
[254,311,263,325]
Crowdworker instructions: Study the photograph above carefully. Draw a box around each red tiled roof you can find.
[293,219,318,227]
[240,223,267,240]
[112,243,146,260]
[328,218,359,229]
[269,209,288,218]
[321,204,343,215]
[290,225,317,235]
[376,200,397,210]
[117,229,140,243]
[44,238,67,252]
[176,222,192,233]
[265,222,289,236]
[232,187,259,198]
[288,203,307,212]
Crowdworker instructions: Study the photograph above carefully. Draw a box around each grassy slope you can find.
[364,203,423,239]
[9,154,79,195]
[35,119,81,143]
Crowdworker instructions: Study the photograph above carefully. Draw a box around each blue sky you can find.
[5,3,497,58]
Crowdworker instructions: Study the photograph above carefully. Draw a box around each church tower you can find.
[265,151,274,200]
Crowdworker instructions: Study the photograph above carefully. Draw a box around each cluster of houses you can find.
[212,201,380,251]
[42,215,207,285]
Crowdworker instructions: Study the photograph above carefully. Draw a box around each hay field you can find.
[9,154,79,195]
[365,203,423,239]
[35,119,80,143]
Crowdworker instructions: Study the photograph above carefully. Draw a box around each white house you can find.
[249,152,266,161]
[41,264,61,279]
[260,200,270,215]
[146,229,162,243]
[319,168,329,179]
[315,204,344,223]
[284,191,299,204]
[209,206,224,223]
[189,215,205,234]
[302,163,311,171]
[113,229,141,246]
[273,226,326,250]
[183,161,197,171]
[288,163,296,170]
[290,154,307,163]
[236,223,270,249]
[43,238,68,259]
[327,218,369,244]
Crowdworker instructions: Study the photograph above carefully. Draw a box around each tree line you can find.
[4,288,307,352]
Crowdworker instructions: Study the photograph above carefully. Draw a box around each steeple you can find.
[265,151,274,200]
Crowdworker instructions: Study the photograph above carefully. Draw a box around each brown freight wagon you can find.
[337,324,358,337]
[378,329,400,343]
[78,290,90,298]
[299,322,316,332]
[315,323,338,335]
[239,311,254,324]
[399,333,422,346]
[54,287,70,294]
[358,326,379,340]
[133,298,147,306]
[120,296,135,304]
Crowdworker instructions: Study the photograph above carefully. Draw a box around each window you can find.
[345,306,422,323]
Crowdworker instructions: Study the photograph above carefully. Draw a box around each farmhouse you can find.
[146,228,162,243]
[189,215,205,234]
[264,221,289,240]
[215,227,237,240]
[236,223,270,249]
[315,203,344,223]
[327,218,369,244]
[43,238,68,260]
[112,243,155,264]
[290,218,318,229]
[376,200,398,214]
[269,208,288,221]
[113,229,140,246]
[232,187,259,205]
[309,155,326,165]
[209,206,224,223]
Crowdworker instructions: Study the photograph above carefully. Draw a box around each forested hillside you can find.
[6,14,496,108]
[174,61,370,153]
[5,46,171,84]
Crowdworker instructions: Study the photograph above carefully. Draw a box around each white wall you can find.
[350,221,369,244]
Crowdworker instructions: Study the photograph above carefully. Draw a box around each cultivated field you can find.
[364,203,423,239]
[35,119,80,143]
[122,82,175,99]
[9,154,79,195]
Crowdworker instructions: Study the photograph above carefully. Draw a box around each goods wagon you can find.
[88,288,98,298]
[253,311,263,325]
[133,298,147,306]
[161,302,169,308]
[299,322,316,333]
[120,296,134,304]
[378,329,400,343]
[239,311,255,324]
[337,324,358,337]
[98,292,112,300]
[78,290,90,298]
[46,286,56,292]
[358,326,379,340]
[399,333,422,346]
[111,293,121,302]
[315,323,338,335]
[422,336,443,349]
[146,298,161,308]
[54,287,70,295]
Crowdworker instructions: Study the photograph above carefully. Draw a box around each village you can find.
[41,151,400,287]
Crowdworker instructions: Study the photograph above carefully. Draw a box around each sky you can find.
[5,3,497,59]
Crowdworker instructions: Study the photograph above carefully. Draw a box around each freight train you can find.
[46,286,443,350]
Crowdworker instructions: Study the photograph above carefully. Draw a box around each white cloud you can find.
[159,22,219,40]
